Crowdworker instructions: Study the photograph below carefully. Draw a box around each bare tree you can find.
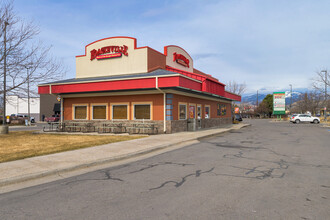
[312,69,329,110]
[226,80,247,96]
[0,1,65,99]
[292,90,323,115]
[313,70,329,94]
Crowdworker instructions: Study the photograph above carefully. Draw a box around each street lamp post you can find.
[1,21,9,134]
[256,90,259,106]
[321,70,328,122]
[25,66,31,126]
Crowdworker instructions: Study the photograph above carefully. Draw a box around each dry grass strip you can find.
[0,131,144,163]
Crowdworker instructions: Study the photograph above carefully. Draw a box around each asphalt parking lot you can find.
[0,119,329,220]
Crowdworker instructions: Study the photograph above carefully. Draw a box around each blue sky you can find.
[14,0,330,94]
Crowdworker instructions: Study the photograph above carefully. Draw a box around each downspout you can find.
[156,76,166,133]
[60,95,63,124]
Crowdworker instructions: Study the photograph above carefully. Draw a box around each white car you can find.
[290,114,320,124]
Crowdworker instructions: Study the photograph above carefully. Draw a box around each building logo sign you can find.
[273,92,286,115]
[173,52,189,68]
[90,45,128,61]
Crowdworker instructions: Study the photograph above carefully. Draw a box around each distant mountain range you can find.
[241,88,309,105]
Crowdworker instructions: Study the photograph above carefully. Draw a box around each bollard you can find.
[0,125,9,134]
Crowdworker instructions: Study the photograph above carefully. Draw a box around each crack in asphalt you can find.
[205,142,291,180]
[213,169,285,180]
[219,144,289,157]
[223,148,289,161]
[129,162,194,174]
[224,149,290,166]
[149,167,215,190]
[63,170,123,186]
[203,139,291,158]
[295,163,330,169]
[104,170,124,182]
[223,149,329,169]
[229,165,286,180]
[62,162,195,186]
[216,144,260,149]
[240,141,262,144]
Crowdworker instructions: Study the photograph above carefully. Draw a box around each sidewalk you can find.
[0,123,249,190]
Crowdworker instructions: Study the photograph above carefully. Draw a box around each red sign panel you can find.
[96,53,122,60]
[173,52,189,68]
[90,45,128,60]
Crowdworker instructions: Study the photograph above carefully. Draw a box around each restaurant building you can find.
[38,36,241,133]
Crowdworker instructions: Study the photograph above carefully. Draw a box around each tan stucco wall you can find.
[76,37,148,78]
[165,46,194,72]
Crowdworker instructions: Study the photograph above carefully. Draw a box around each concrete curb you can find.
[0,123,250,187]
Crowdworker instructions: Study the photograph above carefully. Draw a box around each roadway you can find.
[0,119,329,219]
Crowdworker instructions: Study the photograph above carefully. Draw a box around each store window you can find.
[189,105,196,119]
[93,105,107,120]
[205,106,210,119]
[179,104,187,120]
[217,104,227,116]
[74,105,87,120]
[112,105,128,120]
[221,104,227,116]
[134,104,150,120]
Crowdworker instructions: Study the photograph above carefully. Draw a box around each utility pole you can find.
[2,21,9,133]
[25,66,31,126]
[289,84,292,110]
[256,90,259,107]
[326,70,328,122]
[321,70,328,122]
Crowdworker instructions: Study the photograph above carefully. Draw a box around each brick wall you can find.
[62,117,231,134]
[166,117,232,133]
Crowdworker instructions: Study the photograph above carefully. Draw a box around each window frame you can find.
[221,104,227,116]
[205,105,211,119]
[73,104,89,120]
[178,102,187,120]
[132,102,153,120]
[217,103,227,116]
[91,103,108,120]
[217,103,221,116]
[111,102,129,120]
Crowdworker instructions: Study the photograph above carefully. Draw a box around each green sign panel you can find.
[273,92,286,115]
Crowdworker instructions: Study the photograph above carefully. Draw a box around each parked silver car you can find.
[290,114,320,124]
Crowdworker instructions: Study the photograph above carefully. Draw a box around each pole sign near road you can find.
[273,92,286,115]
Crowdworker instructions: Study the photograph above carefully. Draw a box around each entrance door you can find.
[197,105,202,129]
[189,105,195,119]
[197,105,201,119]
